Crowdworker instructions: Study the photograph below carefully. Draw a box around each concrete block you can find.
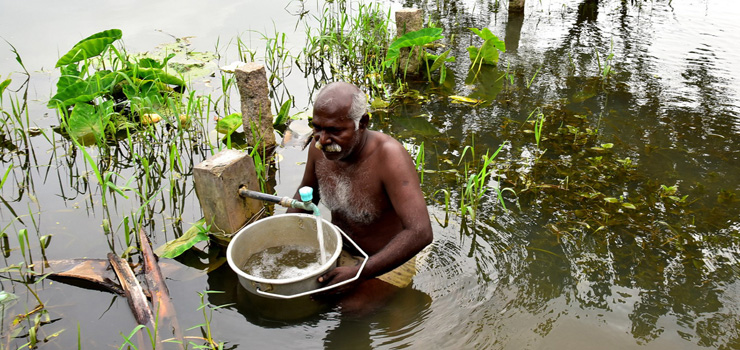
[395,8,423,75]
[235,63,277,149]
[193,149,262,234]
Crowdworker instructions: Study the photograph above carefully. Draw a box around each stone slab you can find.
[193,149,262,234]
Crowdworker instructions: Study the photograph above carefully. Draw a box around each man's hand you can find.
[317,265,362,295]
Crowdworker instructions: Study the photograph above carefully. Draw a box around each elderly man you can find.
[288,82,432,299]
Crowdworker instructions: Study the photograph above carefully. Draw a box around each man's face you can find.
[311,110,361,161]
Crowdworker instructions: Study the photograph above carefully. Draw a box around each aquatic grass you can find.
[595,38,615,82]
[533,112,545,148]
[457,141,508,222]
[186,291,230,350]
[527,65,541,89]
[301,1,393,99]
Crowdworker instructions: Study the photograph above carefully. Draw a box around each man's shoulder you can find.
[369,131,406,154]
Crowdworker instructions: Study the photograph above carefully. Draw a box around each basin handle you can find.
[254,226,368,299]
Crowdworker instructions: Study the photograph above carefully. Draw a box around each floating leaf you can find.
[137,53,175,69]
[56,29,123,67]
[154,219,209,258]
[622,203,637,209]
[140,113,162,125]
[604,197,619,203]
[449,95,483,104]
[370,97,390,110]
[601,143,614,149]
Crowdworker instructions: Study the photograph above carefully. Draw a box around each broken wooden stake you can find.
[108,252,154,327]
[140,229,184,348]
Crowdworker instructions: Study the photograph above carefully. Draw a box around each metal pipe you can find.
[238,185,320,216]
[238,186,285,204]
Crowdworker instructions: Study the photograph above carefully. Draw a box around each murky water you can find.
[1,0,739,349]
[243,245,322,280]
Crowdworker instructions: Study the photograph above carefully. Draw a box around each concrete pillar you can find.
[509,0,525,14]
[395,8,423,76]
[235,63,277,149]
[193,149,263,234]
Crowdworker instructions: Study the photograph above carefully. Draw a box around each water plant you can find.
[187,291,229,350]
[301,2,393,97]
[533,112,545,148]
[595,38,615,82]
[48,29,187,144]
[467,27,506,80]
[458,141,508,222]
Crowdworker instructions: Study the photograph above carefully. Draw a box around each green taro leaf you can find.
[67,103,104,145]
[384,27,444,68]
[137,58,163,69]
[468,42,500,66]
[468,28,505,67]
[128,68,185,87]
[56,29,123,67]
[57,64,84,93]
[154,218,209,258]
[48,80,99,109]
[217,113,243,135]
[470,28,506,52]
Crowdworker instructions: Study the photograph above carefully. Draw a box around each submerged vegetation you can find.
[1,0,739,348]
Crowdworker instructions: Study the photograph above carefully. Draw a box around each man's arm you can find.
[320,139,432,288]
[359,140,433,277]
[287,139,321,213]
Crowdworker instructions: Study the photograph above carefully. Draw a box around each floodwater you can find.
[1,0,739,349]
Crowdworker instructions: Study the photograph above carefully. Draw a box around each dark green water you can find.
[0,0,738,349]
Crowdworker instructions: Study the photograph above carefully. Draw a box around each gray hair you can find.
[347,89,368,130]
[314,83,368,130]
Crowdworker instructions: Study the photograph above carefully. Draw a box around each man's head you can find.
[313,82,368,130]
[311,82,369,161]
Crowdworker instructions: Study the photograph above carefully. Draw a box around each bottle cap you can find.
[299,186,313,202]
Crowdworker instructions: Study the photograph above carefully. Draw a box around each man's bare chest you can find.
[314,159,386,224]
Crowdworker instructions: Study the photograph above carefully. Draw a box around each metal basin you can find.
[226,213,343,299]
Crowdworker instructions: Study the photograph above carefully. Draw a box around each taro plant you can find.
[467,28,506,80]
[384,27,454,83]
[48,29,186,144]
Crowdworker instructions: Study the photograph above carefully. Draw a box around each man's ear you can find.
[359,113,370,129]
